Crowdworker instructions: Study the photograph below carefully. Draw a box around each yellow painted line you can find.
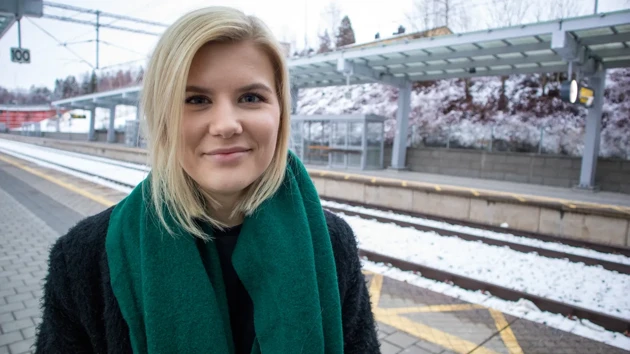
[375,311,500,354]
[471,189,480,197]
[0,155,116,207]
[401,181,407,187]
[512,195,527,202]
[567,204,576,209]
[489,309,524,354]
[378,303,484,315]
[434,185,442,191]
[371,178,376,183]
[368,274,383,309]
[344,175,350,180]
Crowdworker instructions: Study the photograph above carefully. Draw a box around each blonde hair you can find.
[140,6,291,239]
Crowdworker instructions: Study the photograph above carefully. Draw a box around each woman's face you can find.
[181,40,280,204]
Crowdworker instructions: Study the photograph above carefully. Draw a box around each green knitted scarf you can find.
[106,152,343,353]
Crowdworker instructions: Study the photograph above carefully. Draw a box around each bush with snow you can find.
[296,68,630,159]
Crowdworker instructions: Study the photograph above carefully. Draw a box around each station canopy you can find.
[288,9,630,89]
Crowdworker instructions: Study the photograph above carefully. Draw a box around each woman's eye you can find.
[240,93,264,104]
[185,96,210,105]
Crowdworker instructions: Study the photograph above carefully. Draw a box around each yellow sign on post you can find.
[578,86,595,108]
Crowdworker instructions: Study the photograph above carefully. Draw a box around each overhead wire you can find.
[25,17,95,70]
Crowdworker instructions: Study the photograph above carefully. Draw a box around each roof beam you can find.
[409,64,567,81]
[580,32,630,46]
[337,58,408,88]
[57,103,95,110]
[590,47,630,58]
[383,54,561,74]
[603,59,630,69]
[363,42,550,67]
[52,86,141,107]
[290,66,338,77]
[560,10,630,32]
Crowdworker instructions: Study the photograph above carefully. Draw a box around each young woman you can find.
[35,6,380,354]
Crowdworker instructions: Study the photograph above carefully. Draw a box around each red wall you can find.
[0,109,58,129]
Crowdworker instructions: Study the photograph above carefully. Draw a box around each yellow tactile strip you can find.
[364,270,523,354]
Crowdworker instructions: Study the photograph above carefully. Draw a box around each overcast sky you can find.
[0,0,627,90]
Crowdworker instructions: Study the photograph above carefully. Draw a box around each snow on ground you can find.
[338,212,630,320]
[0,139,147,187]
[321,200,630,265]
[362,261,630,350]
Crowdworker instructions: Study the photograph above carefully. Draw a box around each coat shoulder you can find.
[52,206,114,274]
[323,209,358,254]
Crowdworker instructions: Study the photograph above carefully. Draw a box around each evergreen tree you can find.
[335,16,356,48]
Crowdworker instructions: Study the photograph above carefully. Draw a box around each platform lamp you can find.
[560,79,595,108]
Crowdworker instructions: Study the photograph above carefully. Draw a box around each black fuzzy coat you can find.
[34,207,381,354]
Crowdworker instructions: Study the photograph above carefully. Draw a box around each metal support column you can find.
[134,103,141,147]
[578,67,606,190]
[107,105,116,143]
[391,82,411,169]
[88,107,96,141]
[55,108,60,132]
[290,85,299,114]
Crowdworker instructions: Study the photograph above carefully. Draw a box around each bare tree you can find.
[321,1,342,41]
[532,0,550,22]
[449,5,471,32]
[486,0,529,27]
[548,0,585,19]
[406,0,435,32]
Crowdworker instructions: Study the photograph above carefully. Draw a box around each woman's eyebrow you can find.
[185,83,273,94]
[237,83,273,93]
[185,85,212,93]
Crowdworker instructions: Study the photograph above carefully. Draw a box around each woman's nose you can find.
[208,100,243,138]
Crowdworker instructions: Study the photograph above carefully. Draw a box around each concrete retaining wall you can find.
[312,177,630,248]
[384,146,630,194]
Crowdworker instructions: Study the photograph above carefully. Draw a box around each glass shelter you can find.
[290,114,386,170]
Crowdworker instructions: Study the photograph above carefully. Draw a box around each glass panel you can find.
[367,122,382,147]
[348,123,363,147]
[331,122,347,147]
[366,149,382,169]
[330,152,345,168]
[347,152,361,168]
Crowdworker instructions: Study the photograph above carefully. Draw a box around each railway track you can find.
[2,146,629,335]
[322,202,630,275]
[359,249,630,335]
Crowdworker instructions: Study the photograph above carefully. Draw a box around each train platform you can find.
[1,134,629,248]
[1,152,628,353]
[2,134,629,210]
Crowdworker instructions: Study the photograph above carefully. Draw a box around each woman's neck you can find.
[207,193,244,227]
